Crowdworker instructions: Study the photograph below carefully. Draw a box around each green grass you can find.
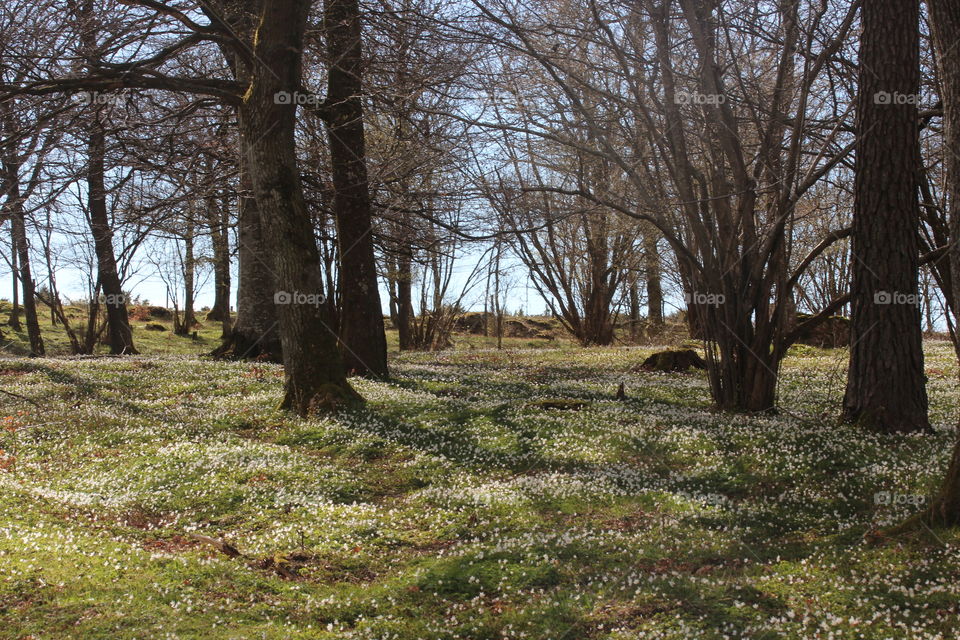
[0,329,959,638]
[0,301,226,356]
[0,302,569,357]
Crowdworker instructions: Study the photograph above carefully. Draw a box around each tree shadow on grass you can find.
[1,359,185,424]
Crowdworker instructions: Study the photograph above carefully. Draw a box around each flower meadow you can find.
[0,343,959,639]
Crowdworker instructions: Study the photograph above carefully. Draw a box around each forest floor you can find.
[1,330,960,638]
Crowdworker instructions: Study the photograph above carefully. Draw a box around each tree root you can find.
[870,502,958,545]
[280,381,364,416]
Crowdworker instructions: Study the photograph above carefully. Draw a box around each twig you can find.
[0,388,41,408]
[189,533,244,558]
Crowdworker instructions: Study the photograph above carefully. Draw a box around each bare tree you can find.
[0,98,45,355]
[470,0,860,410]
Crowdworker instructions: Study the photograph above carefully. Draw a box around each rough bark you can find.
[325,0,389,377]
[206,0,281,361]
[581,217,616,346]
[211,180,281,360]
[842,0,930,433]
[241,0,358,413]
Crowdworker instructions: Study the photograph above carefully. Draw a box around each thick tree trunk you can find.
[580,229,615,346]
[842,0,930,434]
[325,0,388,377]
[204,0,281,361]
[582,290,614,345]
[212,141,283,361]
[87,123,137,355]
[74,0,134,355]
[242,0,357,414]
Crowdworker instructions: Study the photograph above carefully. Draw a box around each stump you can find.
[637,349,707,372]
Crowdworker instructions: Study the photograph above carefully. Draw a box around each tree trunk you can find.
[6,181,43,355]
[842,0,930,434]
[177,223,197,335]
[580,226,615,346]
[396,247,413,351]
[241,0,358,414]
[39,253,82,354]
[7,234,20,330]
[582,289,614,345]
[212,179,281,360]
[325,0,389,377]
[644,230,663,326]
[1,102,25,337]
[205,0,280,361]
[205,190,232,333]
[87,122,137,355]
[82,285,100,354]
[493,241,504,350]
[917,0,960,526]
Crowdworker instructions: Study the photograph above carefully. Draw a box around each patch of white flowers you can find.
[0,344,956,638]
